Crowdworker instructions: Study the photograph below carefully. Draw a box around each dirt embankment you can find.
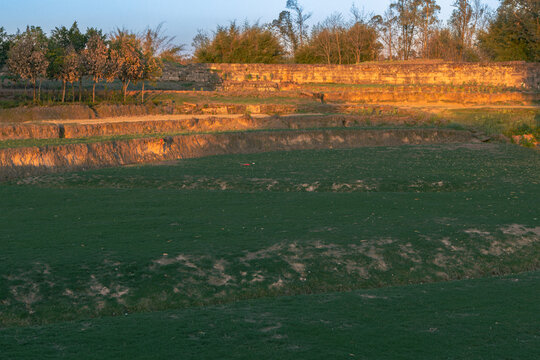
[322,88,540,105]
[0,112,417,141]
[0,129,474,180]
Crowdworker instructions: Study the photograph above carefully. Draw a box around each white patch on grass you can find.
[500,224,540,237]
[207,260,234,286]
[260,323,282,333]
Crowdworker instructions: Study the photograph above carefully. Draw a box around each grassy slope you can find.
[1,144,538,329]
[1,271,539,359]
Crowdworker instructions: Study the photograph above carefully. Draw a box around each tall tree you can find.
[449,0,473,59]
[326,13,346,64]
[377,8,398,60]
[272,0,312,57]
[8,26,49,102]
[390,0,421,59]
[418,0,441,58]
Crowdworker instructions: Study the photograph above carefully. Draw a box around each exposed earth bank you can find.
[0,128,474,180]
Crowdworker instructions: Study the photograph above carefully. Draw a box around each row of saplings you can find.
[5,23,181,104]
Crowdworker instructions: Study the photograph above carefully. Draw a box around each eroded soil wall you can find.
[0,113,415,140]
[0,129,473,180]
[207,62,540,89]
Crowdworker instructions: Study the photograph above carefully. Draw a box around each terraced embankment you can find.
[0,112,429,140]
[0,128,474,180]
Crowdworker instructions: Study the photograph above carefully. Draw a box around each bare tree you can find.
[418,0,441,58]
[311,24,333,64]
[450,0,473,59]
[390,0,421,59]
[378,8,399,60]
[325,13,346,64]
[348,5,381,63]
[140,26,165,102]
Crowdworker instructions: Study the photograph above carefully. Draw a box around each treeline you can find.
[193,0,539,64]
[0,23,182,103]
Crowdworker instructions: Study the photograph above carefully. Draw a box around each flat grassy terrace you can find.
[1,143,539,357]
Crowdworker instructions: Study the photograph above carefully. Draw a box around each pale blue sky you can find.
[2,0,500,52]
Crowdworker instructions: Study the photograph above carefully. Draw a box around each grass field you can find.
[1,143,539,357]
[2,272,539,359]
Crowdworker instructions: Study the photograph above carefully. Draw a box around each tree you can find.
[417,0,441,58]
[295,12,380,64]
[450,0,473,59]
[449,0,489,60]
[82,33,109,102]
[194,22,284,63]
[47,22,88,101]
[110,29,143,102]
[325,13,346,64]
[347,6,382,63]
[47,40,79,102]
[148,23,185,63]
[62,47,81,102]
[426,27,461,60]
[377,8,399,60]
[140,26,165,102]
[345,22,381,63]
[8,26,49,102]
[478,0,538,61]
[390,0,421,60]
[0,27,12,69]
[272,0,312,57]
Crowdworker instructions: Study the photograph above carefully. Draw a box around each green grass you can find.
[1,144,538,330]
[150,92,314,106]
[1,271,539,359]
[443,108,539,137]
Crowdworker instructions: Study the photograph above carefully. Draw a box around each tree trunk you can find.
[72,82,75,102]
[335,33,342,65]
[92,81,96,103]
[32,79,36,103]
[122,80,130,103]
[62,80,66,103]
[141,81,145,103]
[38,79,42,102]
[78,79,82,102]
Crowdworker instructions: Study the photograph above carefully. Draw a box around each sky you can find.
[2,0,501,52]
